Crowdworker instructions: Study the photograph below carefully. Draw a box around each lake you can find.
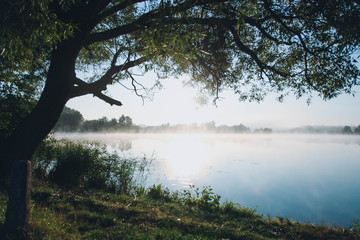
[55,132,360,227]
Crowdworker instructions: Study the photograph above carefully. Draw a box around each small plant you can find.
[135,186,146,197]
[148,184,163,200]
[351,219,360,237]
[183,185,221,210]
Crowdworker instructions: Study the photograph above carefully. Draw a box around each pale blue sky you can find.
[67,75,360,130]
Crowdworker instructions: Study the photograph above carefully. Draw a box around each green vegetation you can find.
[32,137,152,194]
[53,107,252,133]
[1,179,360,239]
[2,139,360,239]
[53,107,136,132]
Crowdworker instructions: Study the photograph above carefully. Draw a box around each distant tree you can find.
[118,115,133,128]
[79,115,133,132]
[119,115,126,127]
[233,124,251,133]
[355,125,360,135]
[81,117,108,132]
[109,118,118,129]
[342,126,353,134]
[53,107,84,132]
[263,128,272,134]
[201,121,216,131]
[254,128,272,134]
[124,116,133,128]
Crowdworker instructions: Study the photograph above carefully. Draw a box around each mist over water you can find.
[56,132,360,227]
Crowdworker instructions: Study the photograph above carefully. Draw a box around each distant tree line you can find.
[53,107,136,132]
[53,108,255,133]
[289,125,360,134]
[55,108,360,135]
[343,125,360,134]
[142,121,251,134]
[254,128,273,134]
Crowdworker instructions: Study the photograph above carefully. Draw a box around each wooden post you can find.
[4,160,31,233]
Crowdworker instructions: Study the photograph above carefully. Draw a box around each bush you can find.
[32,137,152,193]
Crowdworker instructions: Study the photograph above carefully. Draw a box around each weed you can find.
[148,184,164,200]
[183,185,221,211]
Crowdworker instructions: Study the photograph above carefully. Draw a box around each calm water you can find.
[56,133,360,227]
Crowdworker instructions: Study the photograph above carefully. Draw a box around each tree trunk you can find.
[4,161,31,234]
[1,37,82,234]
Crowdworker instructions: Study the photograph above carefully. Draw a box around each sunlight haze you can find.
[67,76,360,130]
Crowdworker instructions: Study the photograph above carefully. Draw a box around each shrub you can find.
[32,137,152,193]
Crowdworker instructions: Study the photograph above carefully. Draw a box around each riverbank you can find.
[1,178,359,240]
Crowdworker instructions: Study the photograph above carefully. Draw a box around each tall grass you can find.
[32,137,153,194]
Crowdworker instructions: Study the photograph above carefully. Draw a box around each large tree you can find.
[1,0,359,232]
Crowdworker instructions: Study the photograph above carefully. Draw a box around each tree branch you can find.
[163,16,294,47]
[92,91,123,106]
[228,25,289,78]
[85,0,227,46]
[69,54,151,100]
[96,0,146,23]
[70,77,122,106]
[91,54,151,91]
[126,70,145,103]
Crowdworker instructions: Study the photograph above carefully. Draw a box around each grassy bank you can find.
[1,179,360,239]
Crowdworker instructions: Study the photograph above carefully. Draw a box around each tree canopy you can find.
[1,0,359,108]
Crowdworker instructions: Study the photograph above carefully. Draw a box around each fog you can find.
[55,132,360,227]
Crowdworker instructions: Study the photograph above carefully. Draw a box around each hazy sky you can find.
[67,74,360,130]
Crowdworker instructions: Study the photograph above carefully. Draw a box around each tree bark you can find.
[4,161,31,234]
[2,37,83,234]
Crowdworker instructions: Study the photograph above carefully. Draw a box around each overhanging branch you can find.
[92,91,123,106]
[70,77,122,106]
[69,54,151,105]
[89,54,151,91]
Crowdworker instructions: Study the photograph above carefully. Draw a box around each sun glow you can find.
[160,134,213,178]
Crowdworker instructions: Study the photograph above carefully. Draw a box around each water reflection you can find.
[56,133,360,227]
[160,134,213,177]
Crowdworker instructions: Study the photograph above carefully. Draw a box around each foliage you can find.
[351,219,360,238]
[53,107,136,132]
[0,95,36,140]
[32,137,152,194]
[53,107,84,132]
[3,0,360,109]
[147,184,173,201]
[355,126,360,135]
[183,185,221,211]
[53,108,136,132]
[0,0,74,118]
[342,126,353,134]
[80,115,135,132]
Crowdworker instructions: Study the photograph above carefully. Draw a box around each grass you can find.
[1,179,360,240]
